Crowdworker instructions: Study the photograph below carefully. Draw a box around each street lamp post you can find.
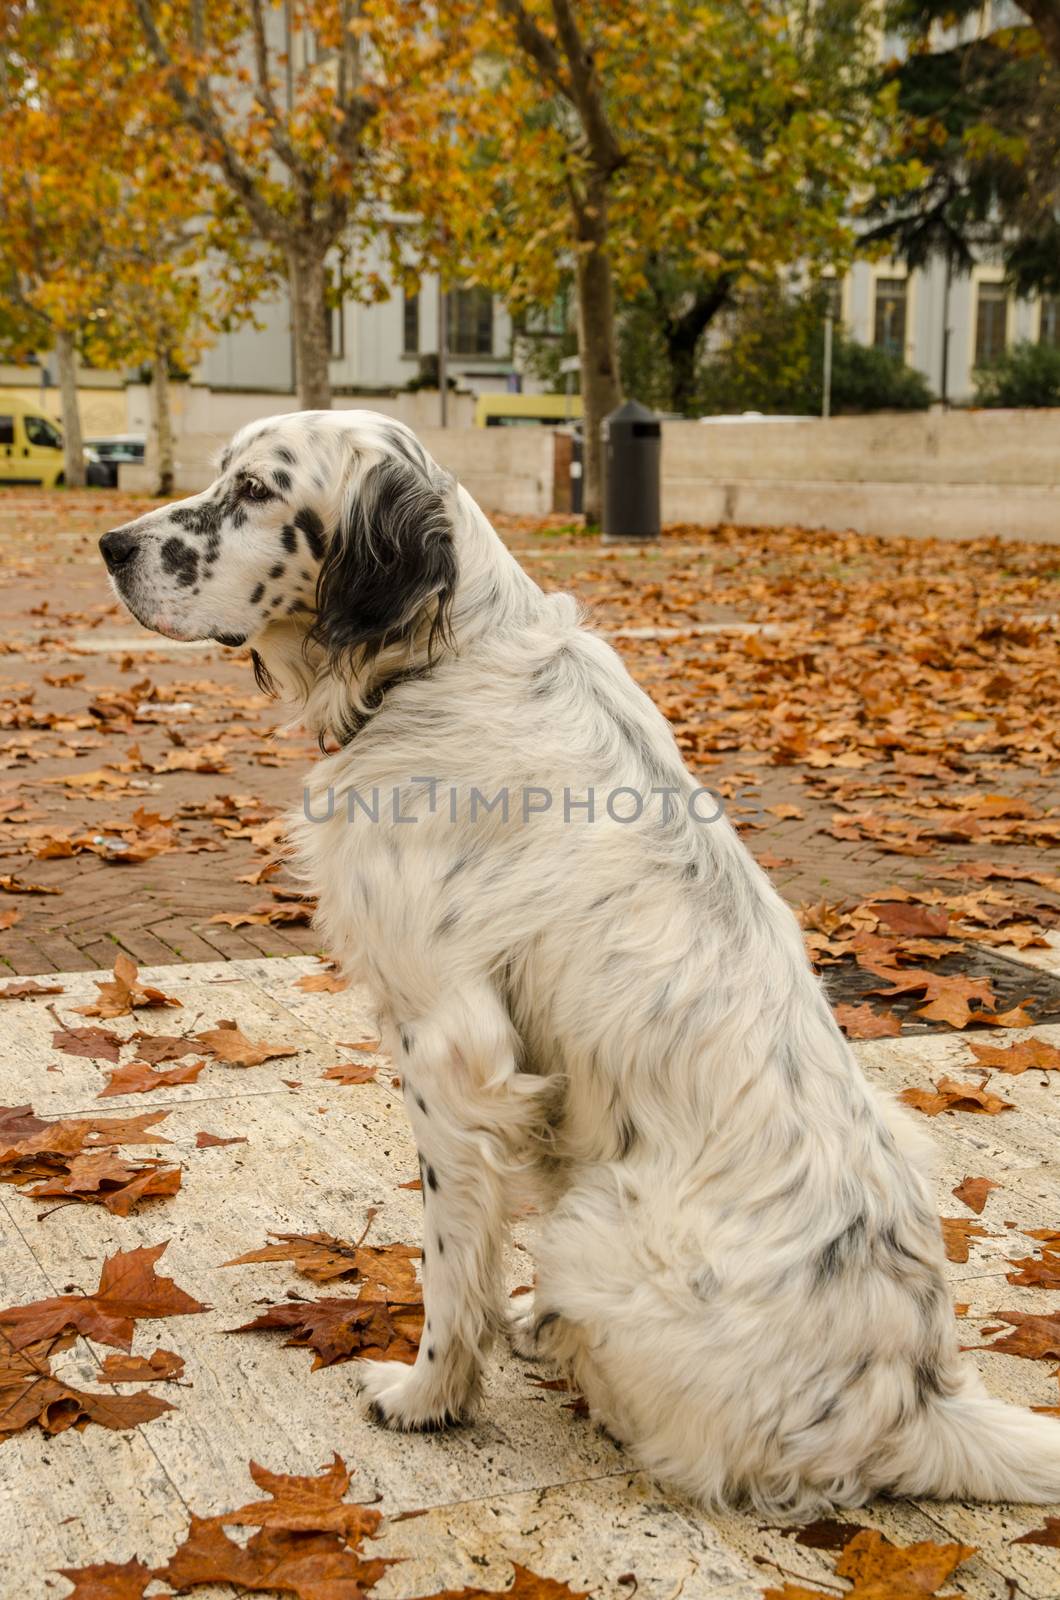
[438,284,449,428]
[822,270,839,422]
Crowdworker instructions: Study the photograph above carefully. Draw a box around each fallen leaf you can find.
[294,969,348,993]
[194,1019,298,1068]
[437,1568,590,1600]
[951,1176,999,1215]
[834,1003,902,1040]
[225,1233,418,1292]
[76,953,181,1020]
[0,1331,173,1444]
[24,1152,182,1215]
[0,1241,206,1351]
[966,1037,1060,1074]
[0,979,64,999]
[56,1558,154,1599]
[100,1348,186,1383]
[0,874,61,895]
[1005,1248,1060,1289]
[99,1060,206,1098]
[52,1024,123,1062]
[323,1061,378,1085]
[195,1131,248,1149]
[231,1287,423,1370]
[1012,1517,1060,1548]
[899,1076,1015,1117]
[939,1217,993,1264]
[873,902,950,937]
[127,1031,200,1064]
[976,1311,1060,1361]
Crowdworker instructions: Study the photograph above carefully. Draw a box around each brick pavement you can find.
[1,489,1057,977]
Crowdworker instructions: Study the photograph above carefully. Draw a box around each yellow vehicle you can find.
[474,392,583,427]
[0,391,66,486]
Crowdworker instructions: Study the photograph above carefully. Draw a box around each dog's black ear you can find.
[312,455,457,669]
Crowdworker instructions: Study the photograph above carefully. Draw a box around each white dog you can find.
[100,409,1060,1515]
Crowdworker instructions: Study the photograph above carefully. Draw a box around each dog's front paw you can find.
[506,1296,543,1360]
[358,1358,471,1433]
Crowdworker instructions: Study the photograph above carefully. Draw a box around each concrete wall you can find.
[663,412,1060,542]
[121,423,556,516]
[124,384,476,440]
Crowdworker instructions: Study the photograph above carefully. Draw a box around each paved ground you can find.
[1,491,1058,978]
[2,489,1060,1596]
[2,950,1060,1598]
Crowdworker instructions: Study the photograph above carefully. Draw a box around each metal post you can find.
[438,284,449,428]
[940,256,952,409]
[822,309,833,421]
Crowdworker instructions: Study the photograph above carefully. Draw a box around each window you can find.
[25,414,62,449]
[447,287,494,356]
[0,416,13,446]
[1040,295,1060,349]
[403,292,419,356]
[975,282,1009,366]
[873,278,907,357]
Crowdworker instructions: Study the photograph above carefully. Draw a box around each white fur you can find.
[103,409,1060,1514]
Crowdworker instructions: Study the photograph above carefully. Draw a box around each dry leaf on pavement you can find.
[951,1176,999,1214]
[100,1347,186,1383]
[966,1037,1060,1074]
[0,1241,206,1352]
[194,1019,298,1068]
[99,1059,206,1098]
[75,953,181,1020]
[899,1076,1015,1117]
[939,1217,993,1264]
[56,1558,153,1599]
[974,1310,1060,1360]
[0,1332,174,1444]
[834,1003,902,1040]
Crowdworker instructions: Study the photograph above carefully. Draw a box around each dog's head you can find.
[99,410,457,679]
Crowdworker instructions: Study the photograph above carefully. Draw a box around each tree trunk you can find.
[151,341,175,498]
[663,281,733,415]
[288,246,332,410]
[574,223,622,525]
[54,327,85,488]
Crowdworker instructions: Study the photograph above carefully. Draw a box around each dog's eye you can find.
[240,476,273,503]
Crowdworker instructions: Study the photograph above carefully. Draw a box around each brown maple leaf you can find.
[232,1293,423,1369]
[899,1076,1015,1117]
[1005,1247,1060,1289]
[100,1347,186,1383]
[76,953,182,1020]
[153,1456,390,1597]
[762,1528,976,1600]
[225,1232,419,1295]
[0,1332,174,1444]
[52,1024,123,1062]
[873,902,950,937]
[0,979,64,999]
[56,1558,153,1599]
[441,1567,592,1600]
[951,1175,998,1215]
[99,1059,206,1098]
[195,1130,248,1148]
[294,968,348,993]
[939,1217,993,1264]
[323,1061,378,1085]
[966,1037,1060,1074]
[24,1151,182,1214]
[0,873,61,895]
[127,1030,201,1064]
[0,1241,206,1352]
[834,1003,902,1040]
[194,1019,298,1068]
[1013,1516,1060,1548]
[975,1311,1060,1361]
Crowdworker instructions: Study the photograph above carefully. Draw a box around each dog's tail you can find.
[885,1376,1060,1503]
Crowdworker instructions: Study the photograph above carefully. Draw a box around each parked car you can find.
[84,434,146,488]
[0,390,115,487]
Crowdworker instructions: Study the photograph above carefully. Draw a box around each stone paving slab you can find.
[1,956,1059,1598]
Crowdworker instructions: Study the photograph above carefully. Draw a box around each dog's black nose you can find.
[99,529,140,571]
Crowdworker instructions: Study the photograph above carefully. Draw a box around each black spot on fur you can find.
[170,501,221,538]
[272,468,292,493]
[271,594,283,608]
[815,1214,867,1284]
[427,1346,435,1361]
[616,1115,638,1157]
[435,907,460,937]
[281,525,297,553]
[425,1164,438,1192]
[269,562,285,580]
[436,1235,444,1255]
[161,537,199,587]
[294,507,326,561]
[250,582,265,605]
[275,445,295,466]
[415,1091,428,1115]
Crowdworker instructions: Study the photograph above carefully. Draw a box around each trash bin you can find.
[601,399,661,543]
